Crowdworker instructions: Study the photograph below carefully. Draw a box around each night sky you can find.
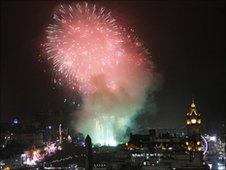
[1,1,225,132]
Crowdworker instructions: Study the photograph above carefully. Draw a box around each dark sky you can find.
[1,1,225,131]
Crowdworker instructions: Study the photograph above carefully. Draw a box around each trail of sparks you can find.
[44,2,153,145]
[44,2,150,94]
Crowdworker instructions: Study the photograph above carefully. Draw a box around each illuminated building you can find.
[185,99,203,155]
[127,133,150,150]
[127,129,185,153]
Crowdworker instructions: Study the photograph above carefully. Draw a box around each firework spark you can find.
[44,2,154,145]
[45,2,150,94]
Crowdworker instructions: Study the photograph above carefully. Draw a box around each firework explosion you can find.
[44,2,154,145]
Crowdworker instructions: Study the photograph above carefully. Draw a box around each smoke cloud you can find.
[44,2,158,145]
[76,58,155,145]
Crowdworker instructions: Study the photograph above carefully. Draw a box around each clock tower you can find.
[185,99,202,153]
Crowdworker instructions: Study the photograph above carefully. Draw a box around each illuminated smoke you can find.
[44,2,155,145]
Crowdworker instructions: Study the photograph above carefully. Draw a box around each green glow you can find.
[75,69,154,146]
[78,115,129,146]
[94,116,117,146]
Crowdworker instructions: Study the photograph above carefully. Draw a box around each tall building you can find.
[85,135,93,170]
[185,99,203,154]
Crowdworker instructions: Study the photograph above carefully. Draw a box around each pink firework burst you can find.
[44,2,151,94]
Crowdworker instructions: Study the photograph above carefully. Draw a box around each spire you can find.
[191,98,196,108]
[188,97,200,116]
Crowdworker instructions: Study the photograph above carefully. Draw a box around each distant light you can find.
[4,166,10,170]
[67,135,72,142]
[218,164,225,170]
[48,126,52,129]
[12,118,19,125]
[191,118,197,124]
[217,162,226,170]
[186,120,191,125]
[208,164,212,169]
[58,146,62,150]
[210,136,217,142]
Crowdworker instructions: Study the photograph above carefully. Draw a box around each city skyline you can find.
[1,1,225,130]
[0,1,225,170]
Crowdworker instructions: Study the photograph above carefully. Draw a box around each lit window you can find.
[186,120,191,125]
[191,119,197,124]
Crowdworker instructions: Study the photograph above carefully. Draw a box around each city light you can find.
[210,136,217,142]
[21,142,59,166]
[191,118,197,124]
[186,120,191,125]
[218,163,226,170]
[197,119,201,124]
[1,1,224,170]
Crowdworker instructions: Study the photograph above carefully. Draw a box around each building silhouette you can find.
[85,135,93,170]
